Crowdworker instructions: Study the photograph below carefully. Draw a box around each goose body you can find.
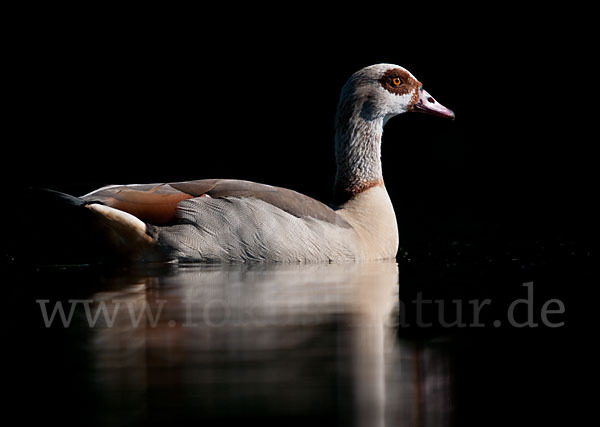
[80,64,454,263]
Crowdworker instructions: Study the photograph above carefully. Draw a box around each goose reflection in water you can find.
[83,262,451,426]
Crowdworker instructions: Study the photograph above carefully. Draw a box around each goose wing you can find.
[82,179,350,227]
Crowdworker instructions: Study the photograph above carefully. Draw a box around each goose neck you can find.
[333,109,385,205]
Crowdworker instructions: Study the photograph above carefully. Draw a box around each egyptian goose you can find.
[78,64,454,263]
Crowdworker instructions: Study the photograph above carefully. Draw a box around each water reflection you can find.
[45,262,452,426]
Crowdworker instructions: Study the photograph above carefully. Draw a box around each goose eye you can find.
[392,77,403,86]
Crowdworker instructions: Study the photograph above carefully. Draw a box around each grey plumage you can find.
[158,196,359,263]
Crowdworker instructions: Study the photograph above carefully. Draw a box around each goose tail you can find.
[3,188,165,266]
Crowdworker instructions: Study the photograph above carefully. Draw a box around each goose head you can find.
[337,63,455,124]
[333,63,454,205]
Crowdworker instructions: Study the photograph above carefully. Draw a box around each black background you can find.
[3,6,596,426]
[6,11,593,249]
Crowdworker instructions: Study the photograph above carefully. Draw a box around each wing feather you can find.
[82,179,350,228]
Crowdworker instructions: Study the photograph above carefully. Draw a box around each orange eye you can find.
[392,77,403,86]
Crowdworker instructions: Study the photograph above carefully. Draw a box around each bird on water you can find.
[33,64,455,264]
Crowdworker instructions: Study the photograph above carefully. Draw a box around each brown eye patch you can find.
[380,68,420,98]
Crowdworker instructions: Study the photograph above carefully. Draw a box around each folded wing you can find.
[82,179,350,228]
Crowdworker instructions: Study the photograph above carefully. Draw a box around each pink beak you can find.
[412,87,455,120]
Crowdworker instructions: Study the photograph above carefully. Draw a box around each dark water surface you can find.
[2,243,590,426]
